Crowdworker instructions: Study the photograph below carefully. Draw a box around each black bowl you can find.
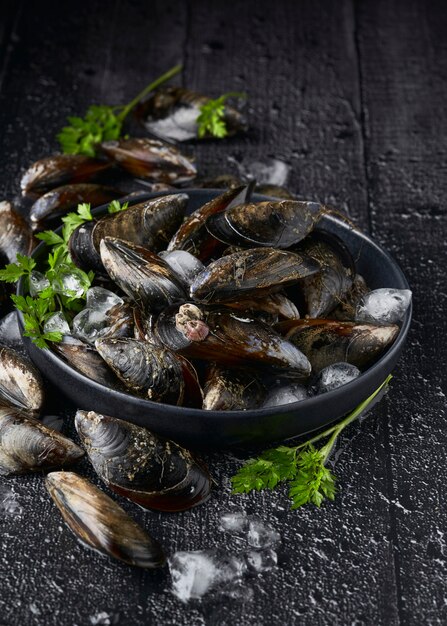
[18,190,412,448]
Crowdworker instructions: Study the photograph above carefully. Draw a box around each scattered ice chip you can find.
[314,362,361,394]
[219,511,249,533]
[231,157,290,186]
[217,580,255,602]
[86,287,123,314]
[54,272,85,298]
[0,485,22,516]
[72,308,111,345]
[261,383,307,408]
[160,250,205,285]
[247,520,281,549]
[89,612,112,626]
[245,549,278,573]
[43,312,70,335]
[355,288,412,324]
[29,271,50,296]
[144,106,200,142]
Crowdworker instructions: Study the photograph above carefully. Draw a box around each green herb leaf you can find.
[0,254,36,283]
[107,200,129,214]
[288,446,337,509]
[197,92,246,139]
[61,203,94,241]
[35,231,65,247]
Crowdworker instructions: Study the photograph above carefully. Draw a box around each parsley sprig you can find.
[231,375,392,509]
[57,64,183,156]
[197,92,246,139]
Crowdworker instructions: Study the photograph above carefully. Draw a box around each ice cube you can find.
[72,308,111,345]
[261,383,307,408]
[43,312,70,335]
[231,157,290,186]
[355,288,412,324]
[314,362,361,394]
[219,511,249,533]
[29,271,50,296]
[247,520,281,549]
[0,311,25,353]
[86,287,123,314]
[54,272,85,298]
[0,485,22,516]
[160,250,205,285]
[245,548,278,572]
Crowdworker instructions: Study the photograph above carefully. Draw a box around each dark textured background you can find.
[0,1,446,625]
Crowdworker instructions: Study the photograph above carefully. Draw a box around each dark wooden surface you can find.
[0,1,446,624]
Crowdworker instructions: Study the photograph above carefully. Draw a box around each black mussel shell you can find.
[100,238,187,313]
[96,338,185,405]
[202,365,265,410]
[52,336,120,388]
[224,292,300,324]
[20,155,112,197]
[0,346,44,413]
[196,174,244,189]
[156,303,311,376]
[46,471,166,568]
[278,318,399,372]
[330,274,370,321]
[100,138,197,183]
[75,411,212,512]
[168,185,253,262]
[206,200,325,248]
[190,247,320,303]
[255,184,295,200]
[0,408,84,476]
[0,201,35,263]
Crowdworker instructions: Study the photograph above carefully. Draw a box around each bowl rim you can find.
[17,188,412,421]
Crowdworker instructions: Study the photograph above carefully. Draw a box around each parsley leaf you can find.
[0,254,36,283]
[197,92,246,139]
[107,200,129,214]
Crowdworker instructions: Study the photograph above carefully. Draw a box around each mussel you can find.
[0,201,35,263]
[46,471,166,568]
[330,274,370,321]
[100,138,197,183]
[156,303,312,375]
[255,184,295,200]
[205,200,326,248]
[278,318,399,372]
[202,365,265,410]
[0,408,84,476]
[72,302,134,346]
[0,347,44,413]
[190,247,321,303]
[224,292,300,323]
[75,410,212,512]
[167,185,253,262]
[100,238,187,313]
[20,154,112,197]
[52,336,120,388]
[29,184,122,224]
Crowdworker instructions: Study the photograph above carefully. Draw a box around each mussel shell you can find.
[100,238,187,313]
[29,184,122,224]
[331,274,370,321]
[255,184,295,200]
[156,303,312,376]
[278,318,399,372]
[72,302,134,346]
[100,138,197,183]
[0,201,35,263]
[75,410,212,512]
[196,174,243,189]
[189,247,321,303]
[0,408,84,476]
[20,155,112,197]
[46,471,166,568]
[0,346,44,413]
[96,338,185,405]
[206,200,324,248]
[224,292,300,323]
[202,365,265,410]
[167,185,253,262]
[52,336,120,388]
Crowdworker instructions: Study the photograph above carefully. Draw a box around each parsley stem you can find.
[118,64,183,122]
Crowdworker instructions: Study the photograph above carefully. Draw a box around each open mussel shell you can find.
[100,138,197,183]
[29,184,122,224]
[0,346,44,413]
[96,338,185,405]
[100,238,187,313]
[20,154,112,197]
[0,408,84,476]
[278,318,399,372]
[167,185,253,262]
[202,365,265,411]
[52,336,120,388]
[190,247,321,303]
[46,471,166,568]
[75,410,212,512]
[205,200,325,249]
[135,86,246,142]
[156,303,311,376]
[0,201,35,263]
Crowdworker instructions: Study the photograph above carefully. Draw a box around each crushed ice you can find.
[355,288,412,324]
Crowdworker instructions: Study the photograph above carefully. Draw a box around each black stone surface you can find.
[0,1,445,625]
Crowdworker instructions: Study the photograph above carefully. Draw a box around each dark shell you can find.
[96,338,185,405]
[52,336,120,388]
[156,303,311,376]
[100,238,187,313]
[69,193,187,272]
[278,318,399,372]
[46,471,165,568]
[167,185,253,262]
[196,174,243,189]
[331,274,370,321]
[202,365,265,410]
[224,292,300,324]
[0,408,84,476]
[0,346,44,413]
[29,184,122,224]
[189,247,321,303]
[75,410,212,512]
[0,201,35,263]
[100,138,197,183]
[135,86,246,142]
[255,184,295,200]
[206,200,325,248]
[20,155,112,197]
